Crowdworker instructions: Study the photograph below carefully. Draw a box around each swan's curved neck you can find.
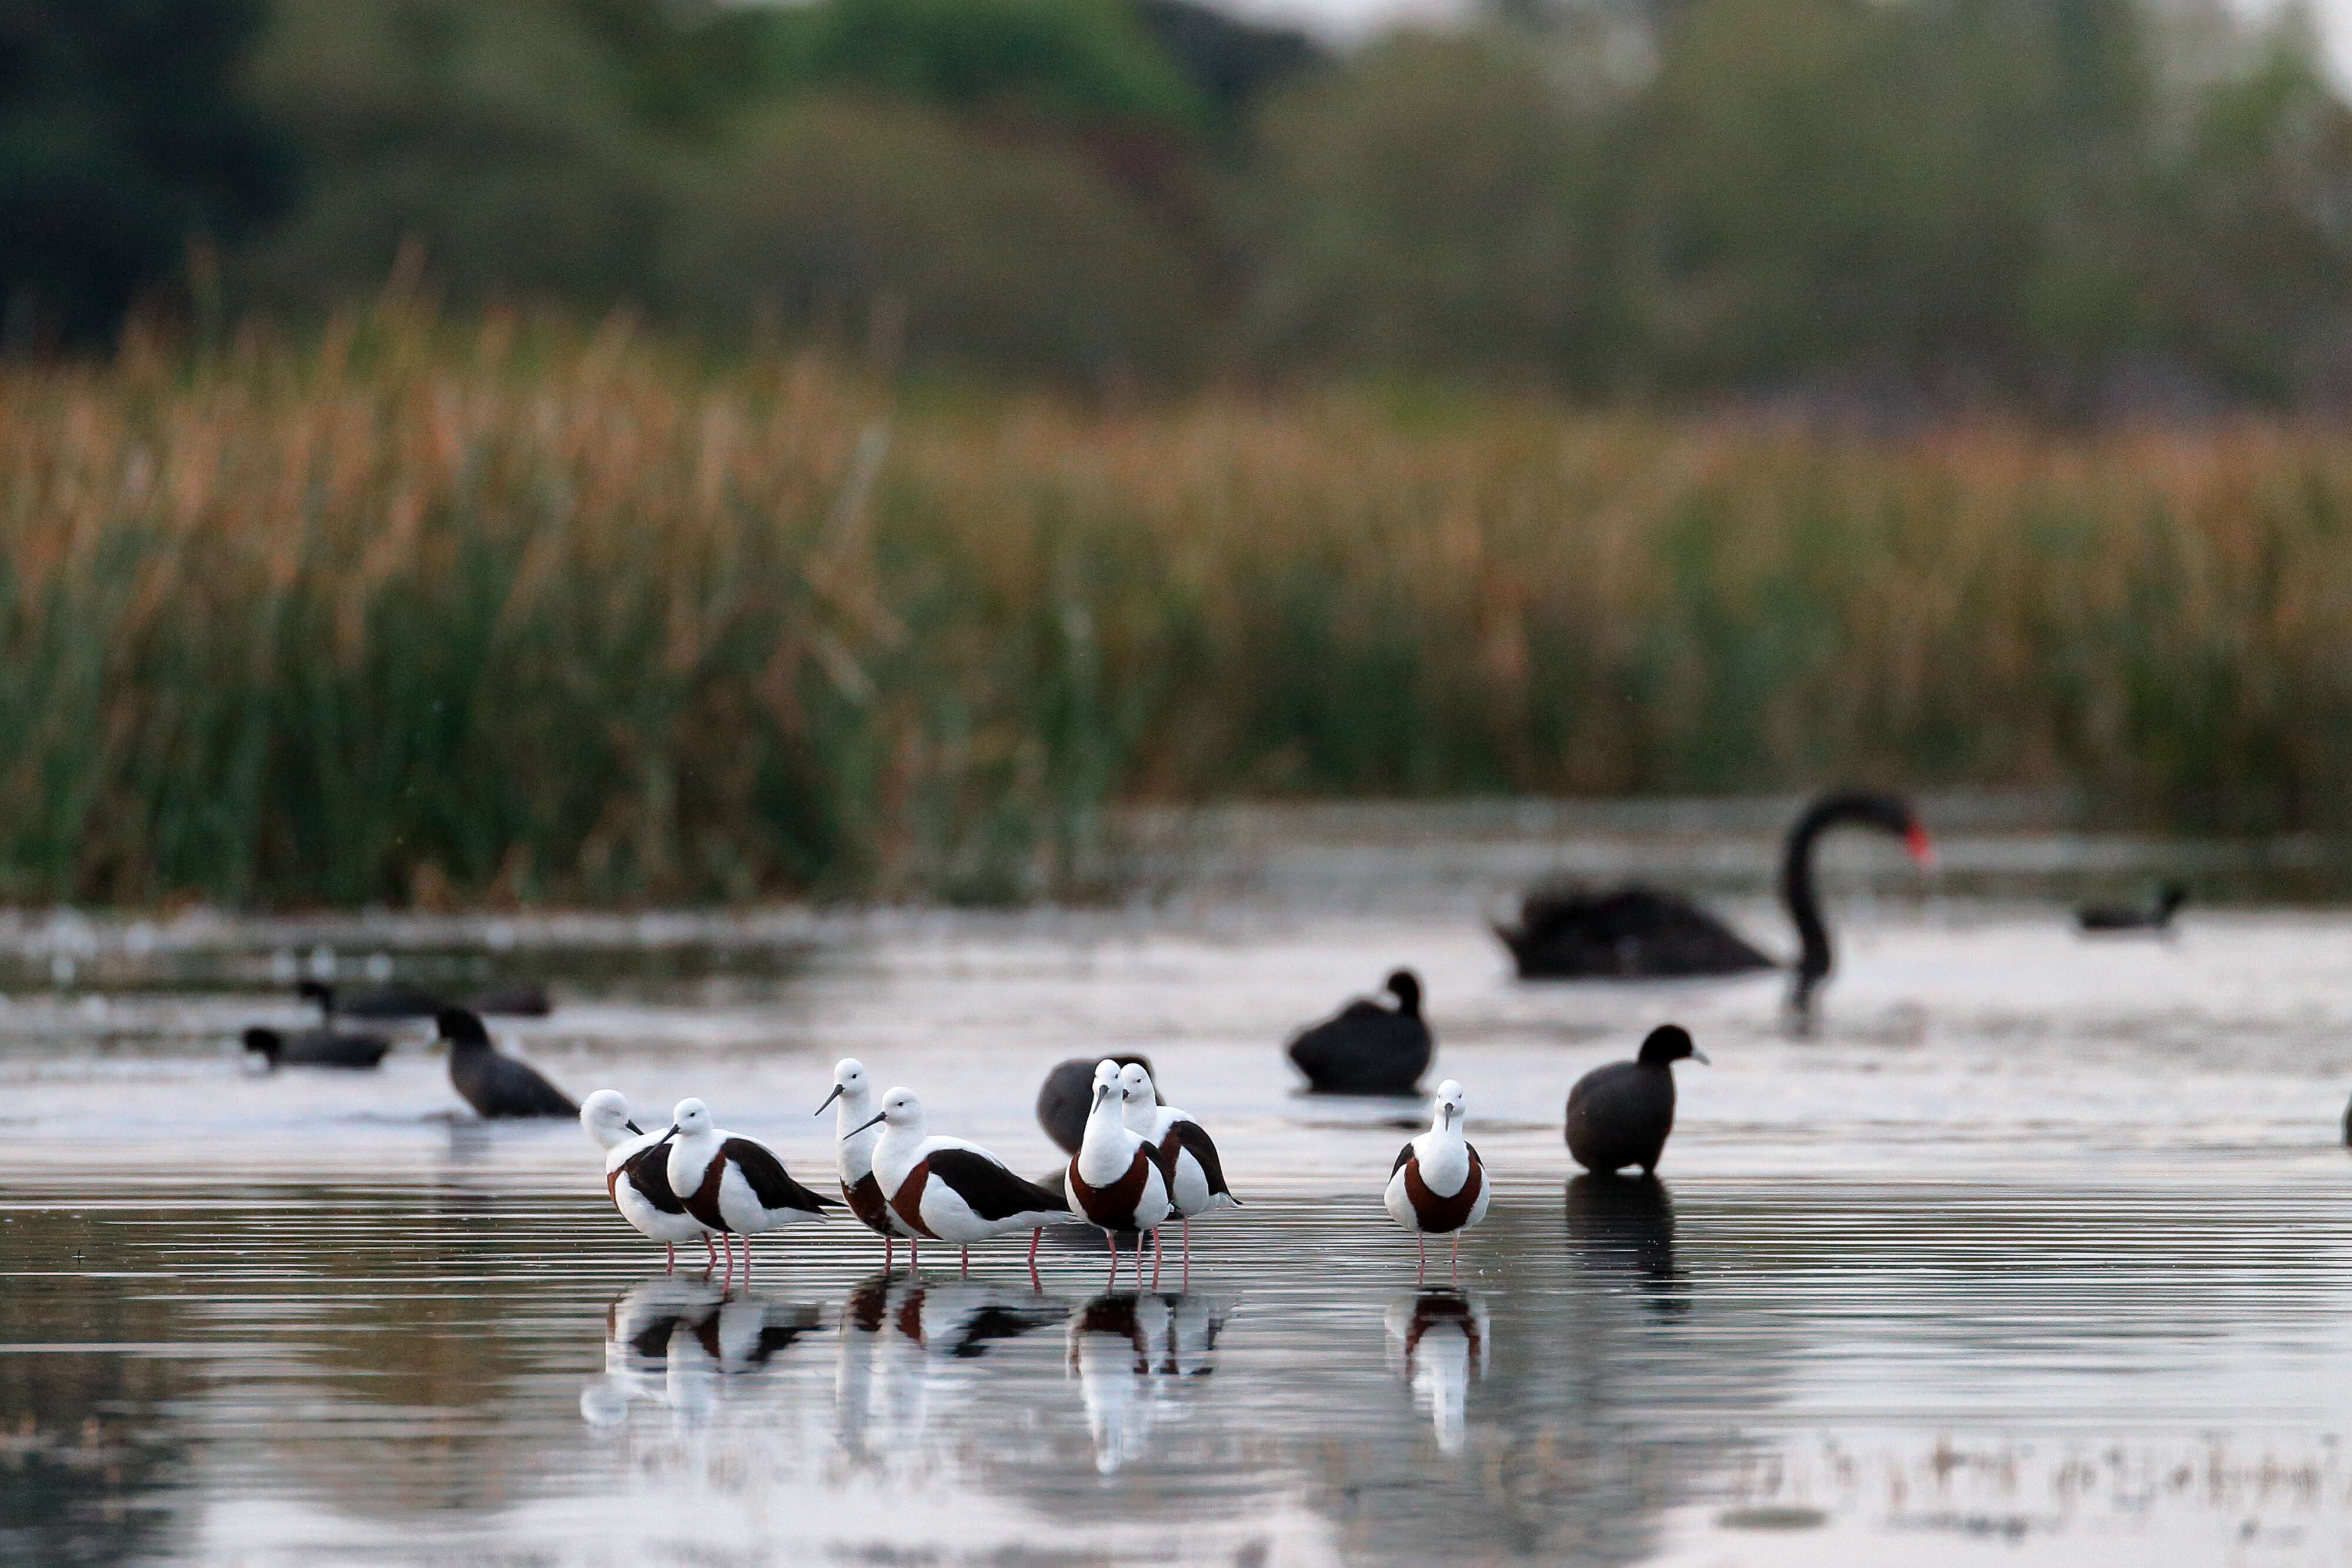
[1778,802,1847,984]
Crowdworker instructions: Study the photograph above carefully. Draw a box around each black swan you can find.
[1497,790,1933,1012]
[1037,1054,1157,1155]
[302,979,553,1020]
[1286,969,1432,1094]
[2076,882,2186,934]
[242,1025,389,1070]
[300,978,442,1020]
[436,1008,577,1118]
[1563,1024,1707,1175]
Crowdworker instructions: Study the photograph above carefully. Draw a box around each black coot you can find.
[1286,969,1432,1094]
[2077,882,2186,933]
[1498,791,1934,1016]
[1563,1024,1707,1176]
[437,1008,577,1118]
[1036,1054,1157,1155]
[243,1025,390,1070]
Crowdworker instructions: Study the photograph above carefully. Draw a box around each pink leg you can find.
[1027,1227,1043,1289]
[960,1247,970,1278]
[664,1241,676,1273]
[1105,1230,1120,1288]
[742,1235,753,1281]
[885,1235,895,1273]
[1150,1226,1162,1292]
[704,1234,718,1272]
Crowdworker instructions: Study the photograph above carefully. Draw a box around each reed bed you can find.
[5,301,2351,907]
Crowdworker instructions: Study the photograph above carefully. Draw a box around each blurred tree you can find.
[232,0,667,310]
[1244,31,1608,381]
[0,0,290,348]
[1130,0,1325,148]
[751,0,1204,131]
[664,94,1213,384]
[2151,21,2352,403]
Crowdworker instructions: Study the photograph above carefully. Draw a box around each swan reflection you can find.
[1067,1292,1233,1474]
[581,1278,825,1429]
[1383,1288,1489,1454]
[1565,1174,1685,1318]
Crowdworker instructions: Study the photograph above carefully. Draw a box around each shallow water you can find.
[8,800,2352,1567]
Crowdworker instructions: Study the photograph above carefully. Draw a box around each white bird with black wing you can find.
[664,1098,837,1286]
[1117,1062,1240,1279]
[853,1087,1069,1279]
[582,1090,716,1273]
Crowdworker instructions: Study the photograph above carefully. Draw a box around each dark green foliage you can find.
[0,0,290,346]
[749,0,1207,133]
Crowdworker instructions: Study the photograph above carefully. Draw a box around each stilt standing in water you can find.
[1384,1079,1489,1283]
[580,1091,716,1272]
[1068,1061,1172,1289]
[817,1058,916,1270]
[665,1099,836,1288]
[1117,1062,1238,1282]
[853,1088,1070,1283]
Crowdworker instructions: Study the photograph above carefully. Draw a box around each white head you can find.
[671,1098,714,1139]
[1432,1079,1466,1131]
[580,1089,637,1149]
[816,1057,871,1116]
[1117,1062,1154,1106]
[1088,1059,1127,1121]
[848,1086,923,1139]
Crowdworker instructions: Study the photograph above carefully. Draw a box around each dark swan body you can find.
[2076,883,2186,934]
[1037,1054,1156,1155]
[1287,969,1432,1095]
[302,979,553,1020]
[1563,1024,1707,1176]
[1498,791,1932,1012]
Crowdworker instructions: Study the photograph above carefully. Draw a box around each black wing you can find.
[927,1148,1068,1221]
[722,1137,836,1215]
[622,1134,688,1215]
[1167,1118,1237,1202]
[1392,1140,1416,1175]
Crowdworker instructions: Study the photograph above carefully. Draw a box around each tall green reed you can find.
[5,307,2351,909]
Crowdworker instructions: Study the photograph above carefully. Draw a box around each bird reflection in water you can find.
[580,1277,825,1429]
[1565,1174,1686,1319]
[1382,1288,1489,1455]
[836,1272,1067,1462]
[1067,1292,1232,1474]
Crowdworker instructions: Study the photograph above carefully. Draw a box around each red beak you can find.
[1905,821,1936,871]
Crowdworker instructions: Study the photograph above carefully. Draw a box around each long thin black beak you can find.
[665,1124,681,1136]
[846,1111,886,1139]
[815,1083,844,1116]
[624,1119,644,1135]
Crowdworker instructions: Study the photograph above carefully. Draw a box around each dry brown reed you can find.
[4,299,2350,906]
